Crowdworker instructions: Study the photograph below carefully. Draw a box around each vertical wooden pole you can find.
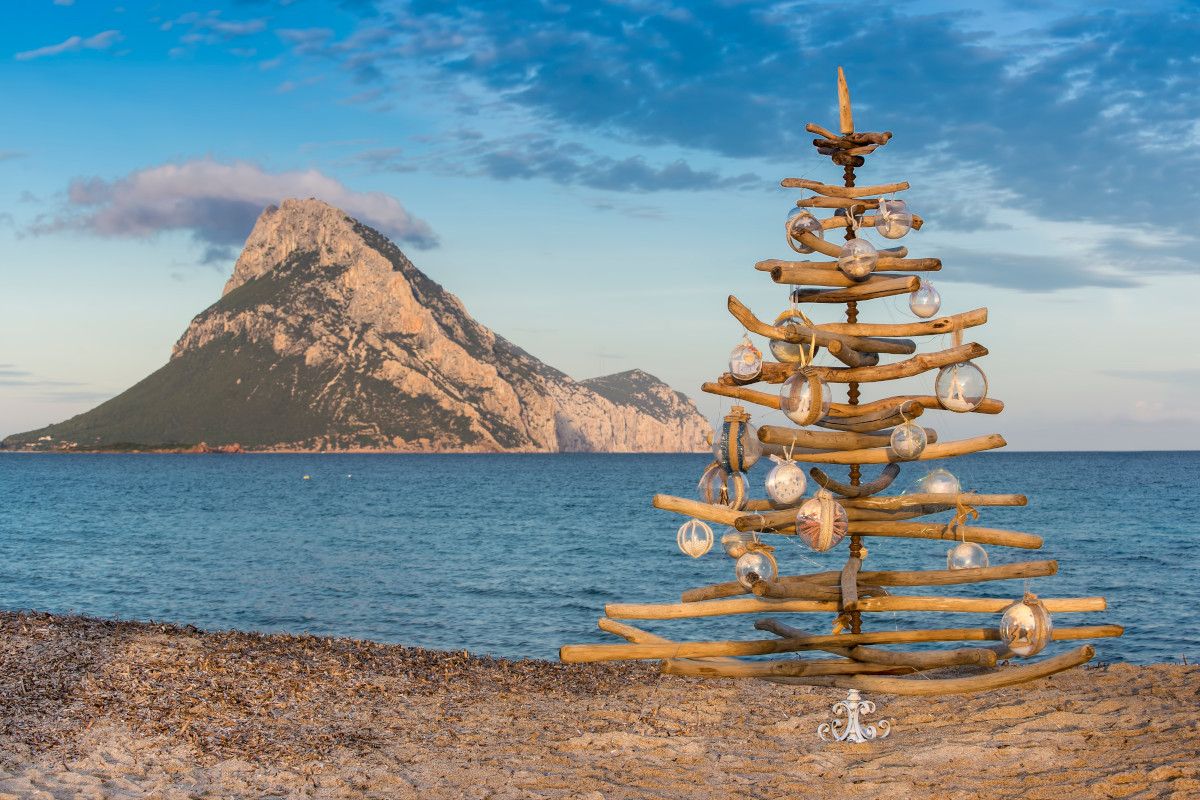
[837,66,854,135]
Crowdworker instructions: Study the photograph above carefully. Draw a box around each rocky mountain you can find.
[6,199,711,453]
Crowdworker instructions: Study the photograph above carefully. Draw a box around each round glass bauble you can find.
[779,373,831,425]
[735,549,778,588]
[936,361,988,412]
[946,541,988,570]
[919,468,961,495]
[889,422,928,461]
[721,530,761,559]
[765,459,807,506]
[909,280,941,318]
[876,199,913,239]
[1000,596,1053,658]
[786,208,824,254]
[712,422,762,473]
[838,237,878,280]
[698,463,750,510]
[677,518,714,559]
[795,495,849,552]
[729,338,763,384]
[768,315,813,363]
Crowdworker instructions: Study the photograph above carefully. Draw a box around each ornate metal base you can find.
[817,689,891,742]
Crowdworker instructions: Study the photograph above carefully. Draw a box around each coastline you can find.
[2,610,1196,799]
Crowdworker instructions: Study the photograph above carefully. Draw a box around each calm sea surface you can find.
[1,452,1196,665]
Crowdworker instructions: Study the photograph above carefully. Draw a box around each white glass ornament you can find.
[786,208,824,254]
[721,530,761,559]
[765,456,807,505]
[735,549,778,588]
[889,422,928,461]
[876,198,913,239]
[795,492,849,552]
[677,518,714,558]
[729,335,763,384]
[919,469,960,495]
[779,373,831,425]
[909,279,941,318]
[936,361,988,412]
[1000,594,1053,657]
[946,541,988,570]
[768,315,813,363]
[838,237,877,280]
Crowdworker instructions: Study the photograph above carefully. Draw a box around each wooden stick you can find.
[660,658,921,678]
[781,178,910,199]
[651,494,743,526]
[817,401,926,432]
[756,426,939,452]
[787,229,909,260]
[796,196,880,209]
[684,560,1058,604]
[724,342,986,387]
[789,276,919,304]
[827,339,877,368]
[841,556,861,612]
[593,619,745,666]
[804,122,840,140]
[818,143,880,157]
[810,464,902,498]
[841,493,1026,510]
[837,66,853,135]
[753,620,997,667]
[561,625,1120,664]
[821,308,988,337]
[820,213,924,232]
[702,381,780,410]
[748,433,1007,465]
[762,645,1097,696]
[727,296,916,355]
[803,125,891,147]
[750,579,842,601]
[850,522,1044,550]
[771,268,921,289]
[855,596,1106,614]
[769,258,941,281]
[828,393,1004,417]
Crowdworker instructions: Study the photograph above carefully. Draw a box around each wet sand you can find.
[1,610,1196,799]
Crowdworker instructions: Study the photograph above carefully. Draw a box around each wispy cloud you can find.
[14,30,122,60]
[30,157,438,252]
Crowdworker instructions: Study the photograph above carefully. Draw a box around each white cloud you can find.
[14,30,122,60]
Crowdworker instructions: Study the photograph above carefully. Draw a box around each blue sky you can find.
[2,0,1198,449]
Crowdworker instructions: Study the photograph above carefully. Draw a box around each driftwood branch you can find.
[810,463,901,496]
[788,276,919,304]
[781,178,910,198]
[604,595,1104,621]
[820,308,987,337]
[727,296,915,354]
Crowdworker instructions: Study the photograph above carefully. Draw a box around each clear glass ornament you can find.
[768,315,814,363]
[721,530,761,559]
[919,468,960,495]
[729,335,762,384]
[698,463,750,510]
[735,549,778,588]
[779,373,831,425]
[889,421,928,461]
[786,208,824,254]
[946,541,988,570]
[876,198,912,239]
[909,279,941,318]
[935,361,988,412]
[765,456,807,505]
[838,237,877,280]
[795,493,849,552]
[1000,594,1053,658]
[677,518,714,558]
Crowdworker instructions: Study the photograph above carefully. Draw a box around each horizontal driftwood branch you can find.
[810,463,901,497]
[681,560,1058,603]
[849,522,1044,549]
[760,645,1097,696]
[772,268,921,289]
[727,296,915,355]
[817,401,926,432]
[702,382,780,410]
[604,594,1102,621]
[782,177,910,198]
[842,493,1027,510]
[754,426,940,452]
[651,494,743,526]
[560,624,1120,663]
[821,308,988,337]
[819,213,924,232]
[659,657,927,678]
[748,433,1007,465]
[827,393,1004,417]
[735,342,987,387]
[803,124,892,147]
[788,275,919,304]
[796,196,881,209]
[768,259,941,282]
[788,229,908,260]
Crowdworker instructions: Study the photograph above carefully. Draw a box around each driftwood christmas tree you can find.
[560,69,1122,741]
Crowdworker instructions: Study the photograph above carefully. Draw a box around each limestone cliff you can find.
[7,199,711,452]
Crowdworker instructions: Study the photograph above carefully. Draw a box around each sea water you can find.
[0,452,1195,664]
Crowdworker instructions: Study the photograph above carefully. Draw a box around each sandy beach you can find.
[0,610,1196,799]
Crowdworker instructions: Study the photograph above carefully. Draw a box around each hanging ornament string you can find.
[813,488,839,552]
[944,491,980,542]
